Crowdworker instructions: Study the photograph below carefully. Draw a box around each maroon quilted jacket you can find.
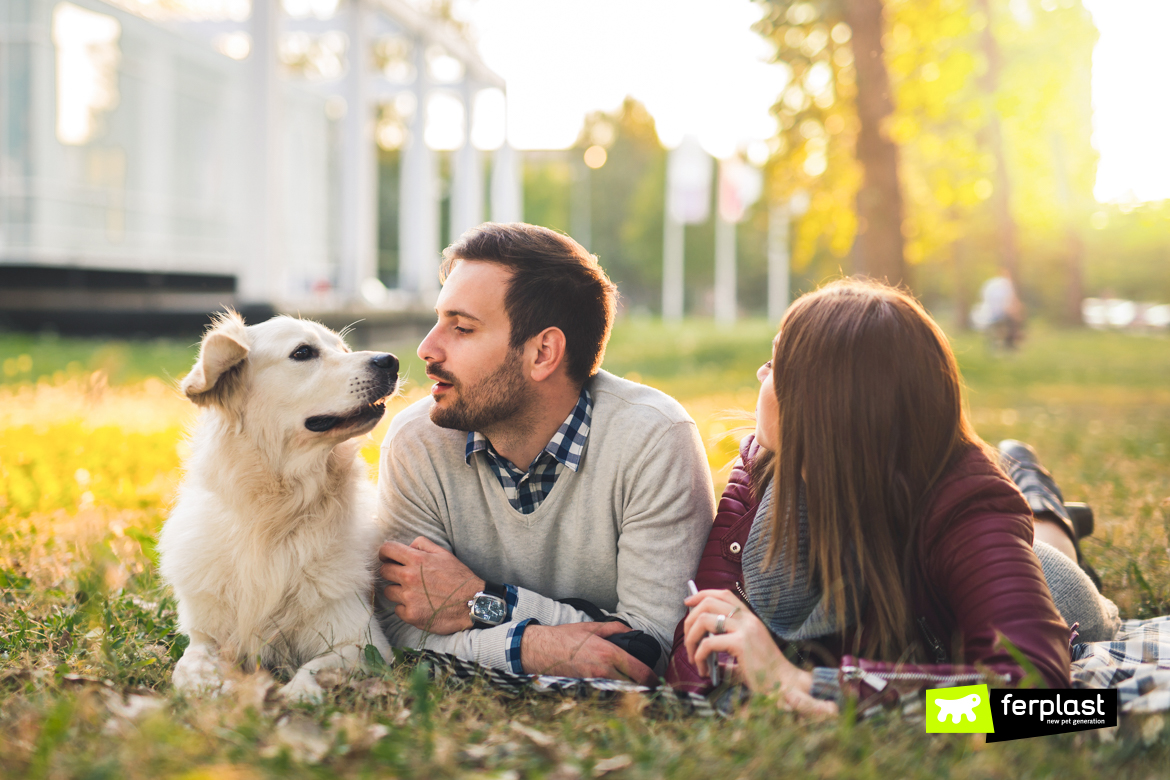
[665,435,1072,697]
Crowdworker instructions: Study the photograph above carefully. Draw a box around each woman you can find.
[667,280,1114,715]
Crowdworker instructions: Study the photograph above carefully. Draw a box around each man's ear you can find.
[528,326,567,383]
[181,311,250,405]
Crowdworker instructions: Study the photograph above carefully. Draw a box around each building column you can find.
[239,0,283,307]
[661,207,684,321]
[138,42,174,259]
[490,141,521,224]
[714,157,737,325]
[448,82,482,243]
[397,46,438,295]
[337,0,377,303]
[767,201,790,322]
[714,209,736,325]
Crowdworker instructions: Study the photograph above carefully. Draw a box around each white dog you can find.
[158,312,396,700]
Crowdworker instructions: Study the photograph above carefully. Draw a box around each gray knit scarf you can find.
[741,480,864,641]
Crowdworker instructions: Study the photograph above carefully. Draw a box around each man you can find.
[375,223,713,683]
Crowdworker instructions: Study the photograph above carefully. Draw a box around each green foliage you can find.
[755,0,1116,320]
[377,147,402,286]
[0,333,198,387]
[523,154,573,235]
[523,97,773,316]
[576,98,669,306]
[1082,202,1170,303]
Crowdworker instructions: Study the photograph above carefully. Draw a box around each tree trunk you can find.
[953,235,971,331]
[843,0,907,286]
[975,0,1022,286]
[1065,228,1085,325]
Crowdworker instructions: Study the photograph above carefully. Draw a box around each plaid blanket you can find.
[1072,615,1170,714]
[411,649,719,717]
[416,615,1170,719]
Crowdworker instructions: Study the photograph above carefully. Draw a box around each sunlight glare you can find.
[425,91,465,151]
[52,2,121,146]
[1083,0,1170,202]
[466,0,789,152]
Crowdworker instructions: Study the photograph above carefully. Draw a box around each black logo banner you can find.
[984,689,1118,743]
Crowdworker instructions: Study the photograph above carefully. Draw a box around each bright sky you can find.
[1082,0,1170,203]
[466,0,1170,203]
[463,0,788,158]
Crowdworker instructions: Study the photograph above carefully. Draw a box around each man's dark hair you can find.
[440,223,617,385]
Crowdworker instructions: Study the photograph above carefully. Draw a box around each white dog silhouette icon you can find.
[934,693,982,723]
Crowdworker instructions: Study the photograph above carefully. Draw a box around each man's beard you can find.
[428,348,531,432]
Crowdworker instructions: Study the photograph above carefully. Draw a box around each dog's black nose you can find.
[371,353,399,374]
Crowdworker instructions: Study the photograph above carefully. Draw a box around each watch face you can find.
[472,595,508,625]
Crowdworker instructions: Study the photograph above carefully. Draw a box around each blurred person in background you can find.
[666,279,1116,715]
[972,267,1025,350]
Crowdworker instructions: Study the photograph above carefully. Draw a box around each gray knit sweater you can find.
[374,370,715,673]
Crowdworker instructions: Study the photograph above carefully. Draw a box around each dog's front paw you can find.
[173,646,226,696]
[278,670,325,703]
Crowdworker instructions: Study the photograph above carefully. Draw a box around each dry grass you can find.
[2,322,1170,777]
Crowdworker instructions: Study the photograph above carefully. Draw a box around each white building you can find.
[0,0,519,330]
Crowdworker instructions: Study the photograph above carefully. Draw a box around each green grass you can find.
[0,333,200,388]
[2,319,1170,777]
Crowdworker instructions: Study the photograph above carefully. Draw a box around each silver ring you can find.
[714,614,727,635]
[728,606,741,619]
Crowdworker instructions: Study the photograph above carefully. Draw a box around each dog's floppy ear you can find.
[182,311,250,405]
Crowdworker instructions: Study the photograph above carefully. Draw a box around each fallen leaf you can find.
[510,721,554,747]
[329,712,391,752]
[234,670,275,710]
[593,754,632,776]
[619,691,647,718]
[548,764,584,780]
[101,691,166,735]
[263,714,331,764]
[350,676,395,699]
[314,668,347,689]
[1142,714,1165,746]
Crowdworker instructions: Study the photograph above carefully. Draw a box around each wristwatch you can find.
[467,582,508,629]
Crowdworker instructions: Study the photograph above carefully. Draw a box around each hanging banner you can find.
[717,155,763,223]
[666,136,713,224]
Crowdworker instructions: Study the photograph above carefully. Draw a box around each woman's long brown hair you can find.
[766,279,984,660]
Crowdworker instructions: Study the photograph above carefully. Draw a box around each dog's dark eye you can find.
[290,345,317,362]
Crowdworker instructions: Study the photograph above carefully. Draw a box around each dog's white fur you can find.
[158,312,395,701]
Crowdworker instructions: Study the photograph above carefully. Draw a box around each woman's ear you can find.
[181,311,249,406]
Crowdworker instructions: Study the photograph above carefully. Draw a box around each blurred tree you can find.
[755,0,1099,322]
[990,0,1097,323]
[575,98,668,307]
[1083,203,1170,304]
[377,147,401,287]
[974,0,1020,286]
[846,0,909,284]
[574,98,770,315]
[756,0,907,285]
[522,154,573,236]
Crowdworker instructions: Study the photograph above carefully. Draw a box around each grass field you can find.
[1,319,1169,778]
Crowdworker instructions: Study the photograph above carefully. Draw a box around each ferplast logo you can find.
[924,687,1117,741]
[925,684,995,734]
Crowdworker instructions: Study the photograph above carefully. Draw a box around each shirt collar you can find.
[464,385,593,472]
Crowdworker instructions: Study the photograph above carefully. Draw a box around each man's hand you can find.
[380,536,485,635]
[520,622,657,685]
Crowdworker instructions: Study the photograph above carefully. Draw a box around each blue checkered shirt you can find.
[465,386,592,514]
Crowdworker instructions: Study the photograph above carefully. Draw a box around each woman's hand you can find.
[683,589,838,718]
